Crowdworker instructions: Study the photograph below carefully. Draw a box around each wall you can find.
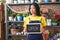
[0,3,5,40]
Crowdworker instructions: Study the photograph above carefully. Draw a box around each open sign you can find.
[27,23,41,34]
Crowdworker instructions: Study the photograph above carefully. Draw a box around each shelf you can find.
[7,21,24,23]
[8,3,32,6]
[8,2,60,6]
[8,34,27,37]
[38,2,60,5]
[46,26,60,28]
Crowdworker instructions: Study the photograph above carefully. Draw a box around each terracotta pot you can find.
[38,0,43,2]
[51,0,56,2]
[10,29,21,34]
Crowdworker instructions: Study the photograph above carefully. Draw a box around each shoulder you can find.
[24,15,31,20]
[40,16,45,19]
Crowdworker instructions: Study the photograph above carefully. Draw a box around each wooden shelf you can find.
[46,26,60,28]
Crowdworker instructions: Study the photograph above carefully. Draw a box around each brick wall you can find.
[41,4,60,14]
[0,3,5,40]
[10,4,60,14]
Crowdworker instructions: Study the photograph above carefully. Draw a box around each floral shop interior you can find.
[0,0,60,40]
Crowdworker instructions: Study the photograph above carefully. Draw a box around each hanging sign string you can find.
[6,4,29,13]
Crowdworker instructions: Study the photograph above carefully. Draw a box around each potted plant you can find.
[23,13,30,21]
[7,8,13,21]
[12,13,17,21]
[14,0,17,4]
[16,14,23,21]
[49,32,57,40]
[44,0,49,2]
[55,14,60,26]
[10,23,22,34]
[51,18,58,26]
[57,33,60,40]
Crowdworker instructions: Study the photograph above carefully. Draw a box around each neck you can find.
[32,13,37,16]
[32,14,37,16]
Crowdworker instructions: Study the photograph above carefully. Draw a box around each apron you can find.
[27,17,43,40]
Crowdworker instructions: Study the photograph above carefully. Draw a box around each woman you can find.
[23,3,49,40]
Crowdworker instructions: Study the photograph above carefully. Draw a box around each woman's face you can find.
[30,5,37,15]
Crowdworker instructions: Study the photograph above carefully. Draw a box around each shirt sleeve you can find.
[41,17,47,28]
[23,17,29,28]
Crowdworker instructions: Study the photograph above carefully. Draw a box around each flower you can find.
[55,14,60,25]
[55,14,60,19]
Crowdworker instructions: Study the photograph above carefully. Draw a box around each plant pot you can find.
[13,17,16,21]
[44,0,49,2]
[52,23,57,26]
[6,0,13,3]
[17,16,23,21]
[17,0,21,3]
[20,0,24,3]
[51,0,56,2]
[8,16,13,21]
[14,0,18,4]
[25,0,30,3]
[38,0,43,2]
[57,38,60,40]
[46,19,52,26]
[10,29,21,34]
[31,0,34,3]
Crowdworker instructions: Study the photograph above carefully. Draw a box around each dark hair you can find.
[29,3,41,16]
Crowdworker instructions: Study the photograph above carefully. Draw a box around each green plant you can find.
[23,13,30,17]
[57,35,60,38]
[49,32,54,38]
[17,14,23,16]
[57,19,60,24]
[51,18,57,23]
[7,8,12,16]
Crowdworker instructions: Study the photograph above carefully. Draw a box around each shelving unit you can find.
[5,2,30,40]
[5,2,60,40]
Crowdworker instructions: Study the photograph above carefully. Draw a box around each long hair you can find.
[29,3,41,16]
